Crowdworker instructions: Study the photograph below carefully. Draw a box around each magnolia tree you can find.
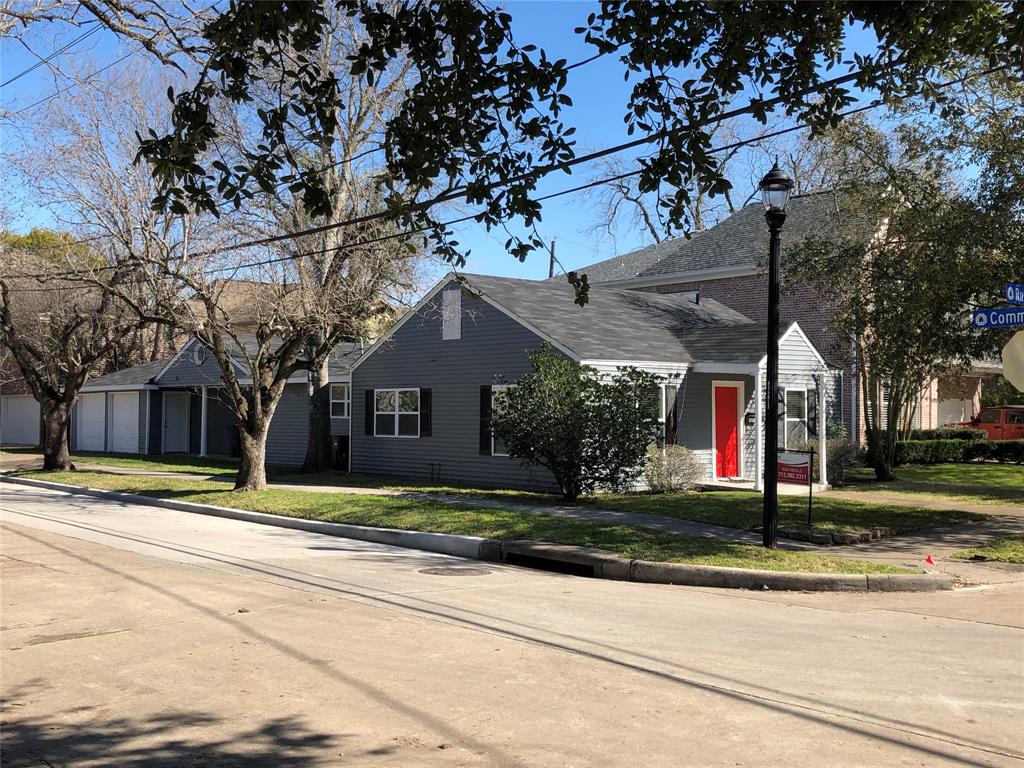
[135,3,1021,304]
[491,346,661,500]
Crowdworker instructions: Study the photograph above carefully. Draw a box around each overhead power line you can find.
[1,24,102,88]
[3,62,1005,287]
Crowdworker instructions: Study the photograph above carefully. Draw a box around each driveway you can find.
[1,485,1023,766]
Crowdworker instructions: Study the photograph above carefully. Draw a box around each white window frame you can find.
[491,384,510,456]
[782,387,810,449]
[330,383,350,419]
[374,387,420,438]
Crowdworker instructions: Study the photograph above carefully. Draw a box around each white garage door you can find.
[1,395,40,446]
[111,392,140,454]
[78,393,106,452]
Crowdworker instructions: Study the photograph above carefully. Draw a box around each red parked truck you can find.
[961,406,1024,441]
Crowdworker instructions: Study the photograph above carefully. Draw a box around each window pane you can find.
[493,434,507,456]
[398,413,419,436]
[375,413,395,435]
[398,390,419,413]
[376,390,395,413]
[330,401,344,418]
[787,420,807,447]
[331,384,345,401]
[1008,412,1024,424]
[977,409,1000,423]
[786,390,806,419]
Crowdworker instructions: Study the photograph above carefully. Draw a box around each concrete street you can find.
[2,485,1023,766]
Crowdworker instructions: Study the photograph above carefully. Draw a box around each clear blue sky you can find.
[1,3,882,282]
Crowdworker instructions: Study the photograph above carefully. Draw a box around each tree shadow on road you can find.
[1,690,349,767]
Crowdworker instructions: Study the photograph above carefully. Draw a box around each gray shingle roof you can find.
[460,273,754,363]
[579,191,854,282]
[328,342,365,378]
[82,358,168,390]
[551,232,705,283]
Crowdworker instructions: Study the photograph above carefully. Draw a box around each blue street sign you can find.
[1007,283,1024,306]
[972,306,1024,329]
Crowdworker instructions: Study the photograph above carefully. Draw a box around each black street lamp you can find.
[759,162,794,549]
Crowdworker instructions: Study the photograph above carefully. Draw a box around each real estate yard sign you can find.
[777,449,814,527]
[777,451,811,484]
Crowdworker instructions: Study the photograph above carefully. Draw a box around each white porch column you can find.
[754,367,764,491]
[818,372,828,487]
[199,386,208,457]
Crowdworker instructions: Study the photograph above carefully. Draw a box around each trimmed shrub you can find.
[644,444,705,492]
[908,427,986,441]
[989,440,1024,464]
[895,439,974,465]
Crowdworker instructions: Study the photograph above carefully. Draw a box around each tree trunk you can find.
[40,400,73,471]
[235,426,270,491]
[301,357,334,473]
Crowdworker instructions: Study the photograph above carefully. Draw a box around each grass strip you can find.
[18,471,915,575]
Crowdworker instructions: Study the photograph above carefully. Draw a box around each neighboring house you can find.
[349,273,831,491]
[0,371,41,447]
[70,336,362,467]
[573,191,1000,442]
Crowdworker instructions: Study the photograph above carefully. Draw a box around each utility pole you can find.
[548,239,556,279]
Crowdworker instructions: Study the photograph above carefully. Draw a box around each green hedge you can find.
[907,427,986,441]
[895,439,1024,465]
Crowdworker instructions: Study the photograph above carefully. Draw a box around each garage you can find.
[78,393,106,452]
[0,395,40,446]
[110,392,140,454]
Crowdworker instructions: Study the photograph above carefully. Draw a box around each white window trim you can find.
[330,383,350,419]
[374,387,420,438]
[782,387,810,449]
[491,384,510,457]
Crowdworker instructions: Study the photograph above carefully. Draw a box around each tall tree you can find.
[0,245,145,469]
[787,87,1024,479]
[214,2,423,473]
[3,65,209,366]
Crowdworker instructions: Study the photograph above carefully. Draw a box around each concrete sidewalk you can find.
[7,457,1023,584]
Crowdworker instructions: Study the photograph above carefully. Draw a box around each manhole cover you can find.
[418,566,492,577]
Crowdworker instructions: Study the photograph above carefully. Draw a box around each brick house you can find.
[571,191,998,443]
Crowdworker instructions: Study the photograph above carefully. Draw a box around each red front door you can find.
[714,386,739,477]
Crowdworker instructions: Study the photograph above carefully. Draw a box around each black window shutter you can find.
[665,385,678,445]
[364,389,374,435]
[479,385,492,455]
[420,389,432,437]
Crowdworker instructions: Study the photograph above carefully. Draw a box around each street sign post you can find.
[1006,283,1024,306]
[971,307,1024,330]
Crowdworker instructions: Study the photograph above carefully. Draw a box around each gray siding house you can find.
[350,273,832,490]
[72,336,361,467]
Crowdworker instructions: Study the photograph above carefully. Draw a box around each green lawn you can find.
[840,463,1024,507]
[15,470,914,574]
[952,534,1024,564]
[8,451,986,538]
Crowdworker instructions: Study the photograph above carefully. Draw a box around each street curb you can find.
[0,475,954,592]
